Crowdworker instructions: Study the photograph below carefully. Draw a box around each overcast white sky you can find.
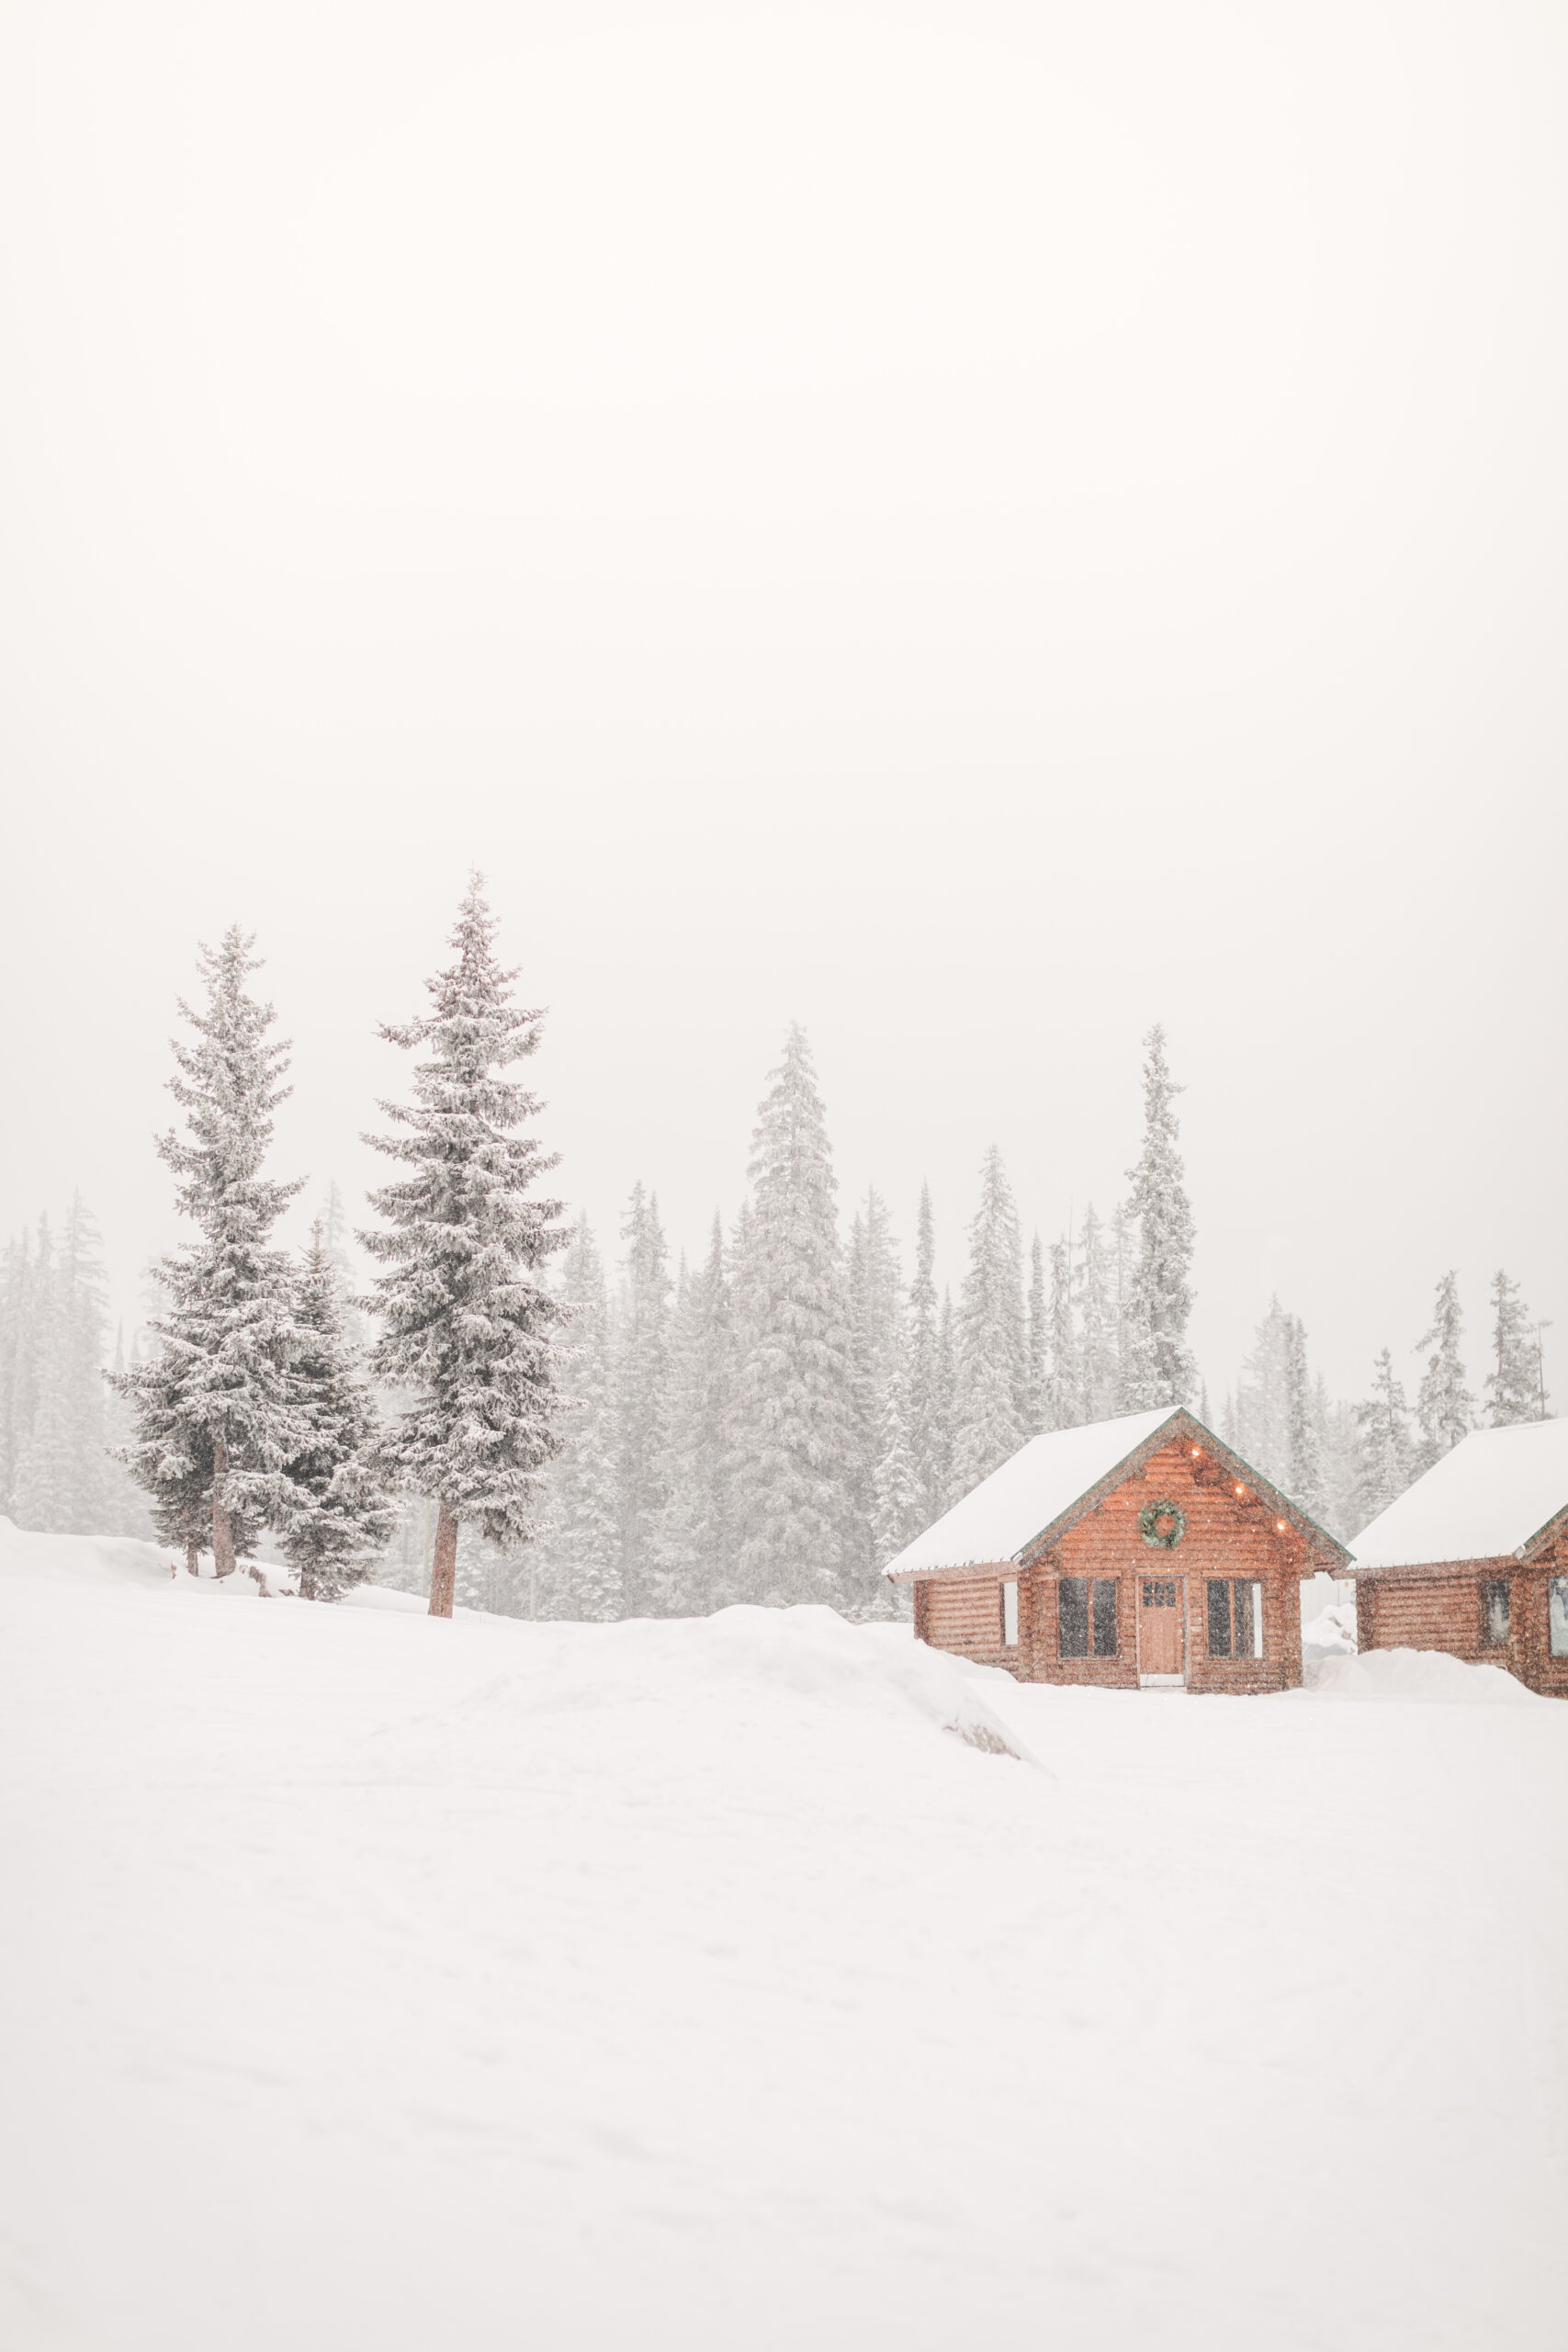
[2,0,1563,1406]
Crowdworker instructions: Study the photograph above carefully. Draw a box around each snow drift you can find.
[1303,1645,1543,1705]
[4,1519,1566,2352]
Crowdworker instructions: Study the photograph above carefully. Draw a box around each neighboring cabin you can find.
[885,1407,1348,1693]
[1347,1418,1568,1698]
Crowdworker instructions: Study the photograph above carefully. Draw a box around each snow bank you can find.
[1302,1645,1543,1705]
[1302,1602,1358,1663]
[4,1516,1566,2352]
[370,1602,1035,1766]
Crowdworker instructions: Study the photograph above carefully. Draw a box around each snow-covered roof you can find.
[883,1408,1180,1577]
[1348,1418,1568,1572]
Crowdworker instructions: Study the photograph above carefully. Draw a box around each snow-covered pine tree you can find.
[1026,1234,1046,1434]
[1483,1269,1547,1426]
[115,929,307,1583]
[905,1182,946,1529]
[728,1026,853,1608]
[1308,1379,1360,1542]
[950,1146,1029,1492]
[1414,1271,1474,1466]
[873,1361,921,1575]
[273,1223,394,1600]
[936,1288,959,1505]
[650,1214,734,1614]
[1283,1313,1325,1523]
[362,878,569,1618]
[1235,1298,1292,1488]
[845,1186,903,1589]
[1043,1235,1077,1432]
[0,1228,38,1512]
[532,1214,621,1620]
[614,1182,671,1612]
[9,1216,72,1532]
[1120,1025,1199,1409]
[1075,1204,1118,1425]
[1354,1347,1415,1526]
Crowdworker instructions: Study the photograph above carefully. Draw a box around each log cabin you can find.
[885,1406,1347,1691]
[1346,1417,1568,1697]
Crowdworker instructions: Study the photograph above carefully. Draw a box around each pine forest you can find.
[1,888,1553,1620]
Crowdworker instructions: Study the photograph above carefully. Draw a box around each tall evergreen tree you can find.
[116,929,307,1581]
[1235,1297,1292,1488]
[1283,1312,1325,1523]
[1484,1269,1546,1426]
[936,1288,959,1505]
[1415,1271,1474,1464]
[1043,1235,1077,1432]
[1075,1204,1118,1424]
[10,1217,72,1532]
[362,878,568,1618]
[1120,1025,1199,1409]
[845,1186,903,1588]
[614,1182,671,1611]
[1355,1347,1414,1526]
[951,1146,1029,1492]
[905,1182,946,1527]
[275,1225,394,1600]
[1026,1233,1047,1434]
[535,1215,621,1620]
[652,1214,734,1613]
[873,1362,921,1572]
[728,1026,853,1607]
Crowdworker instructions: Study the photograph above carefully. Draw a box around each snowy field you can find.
[3,1523,1565,2352]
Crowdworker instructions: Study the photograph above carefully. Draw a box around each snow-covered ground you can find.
[3,1522,1565,2351]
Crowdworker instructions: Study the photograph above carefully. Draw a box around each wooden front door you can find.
[1139,1576,1185,1679]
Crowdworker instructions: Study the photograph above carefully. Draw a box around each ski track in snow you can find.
[2,1521,1565,2351]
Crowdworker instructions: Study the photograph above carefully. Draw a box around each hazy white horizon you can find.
[2,0,1563,1408]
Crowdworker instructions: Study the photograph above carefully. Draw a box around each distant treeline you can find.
[1,884,1552,1618]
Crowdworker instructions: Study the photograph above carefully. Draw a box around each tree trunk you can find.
[299,1564,316,1601]
[429,1499,458,1618]
[211,1436,238,1579]
[186,1538,200,1578]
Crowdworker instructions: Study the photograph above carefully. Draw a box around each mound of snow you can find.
[382,1604,1037,1766]
[1303,1646,1541,1705]
[1303,1602,1358,1663]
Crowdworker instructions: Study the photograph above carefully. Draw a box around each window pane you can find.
[1207,1578,1232,1657]
[1002,1580,1020,1647]
[1232,1578,1253,1658]
[1092,1579,1118,1657]
[1059,1578,1089,1658]
[1551,1577,1568,1659]
[1251,1580,1263,1658]
[1483,1580,1510,1646]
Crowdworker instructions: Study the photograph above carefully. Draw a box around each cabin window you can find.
[1059,1577,1116,1657]
[1551,1578,1568,1658]
[1482,1579,1510,1646]
[1001,1579,1019,1647]
[1206,1578,1264,1659]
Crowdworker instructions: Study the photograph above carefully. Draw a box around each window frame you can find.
[1058,1577,1117,1659]
[1206,1577,1265,1662]
[1550,1576,1568,1660]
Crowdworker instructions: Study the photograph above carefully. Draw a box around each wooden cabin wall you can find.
[1358,1535,1568,1698]
[909,1432,1325,1692]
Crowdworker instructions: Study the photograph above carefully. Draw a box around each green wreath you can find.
[1139,1498,1187,1549]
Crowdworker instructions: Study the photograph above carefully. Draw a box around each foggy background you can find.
[2,0,1563,1402]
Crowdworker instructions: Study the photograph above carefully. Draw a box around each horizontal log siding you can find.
[912,1432,1325,1693]
[1358,1535,1568,1698]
